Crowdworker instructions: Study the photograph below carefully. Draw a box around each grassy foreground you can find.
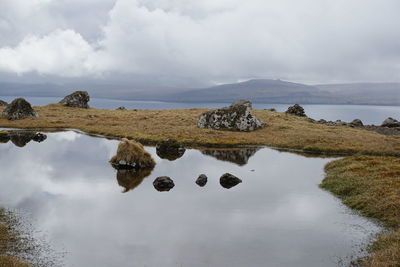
[0,209,29,267]
[0,104,399,156]
[321,156,400,266]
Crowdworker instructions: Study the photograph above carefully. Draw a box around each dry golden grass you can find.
[321,156,400,266]
[0,210,30,267]
[0,104,399,156]
[110,138,155,168]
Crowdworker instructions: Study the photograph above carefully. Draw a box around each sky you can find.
[0,0,400,87]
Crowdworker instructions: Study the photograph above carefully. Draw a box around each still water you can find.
[0,95,398,125]
[0,131,381,267]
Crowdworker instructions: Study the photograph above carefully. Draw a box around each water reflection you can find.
[116,168,153,193]
[201,148,260,166]
[156,139,186,161]
[0,131,47,147]
[0,131,382,267]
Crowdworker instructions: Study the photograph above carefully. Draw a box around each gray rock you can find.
[285,104,306,117]
[381,117,400,128]
[153,176,175,192]
[196,174,208,187]
[156,139,186,161]
[59,91,90,108]
[197,100,266,131]
[3,98,38,120]
[349,119,364,127]
[220,173,242,189]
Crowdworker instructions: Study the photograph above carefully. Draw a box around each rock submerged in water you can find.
[110,138,155,169]
[381,117,400,128]
[153,176,175,191]
[220,173,242,189]
[285,104,306,117]
[196,174,208,187]
[197,100,266,131]
[156,139,186,161]
[3,98,38,120]
[59,91,90,108]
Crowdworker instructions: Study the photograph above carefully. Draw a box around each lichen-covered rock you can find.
[349,119,364,127]
[197,100,266,131]
[381,117,400,128]
[285,104,306,117]
[220,173,242,189]
[110,138,155,169]
[0,100,8,106]
[156,139,186,161]
[153,176,175,192]
[59,91,90,108]
[196,174,208,187]
[3,98,38,120]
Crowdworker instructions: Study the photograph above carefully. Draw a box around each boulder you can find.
[0,100,8,106]
[32,133,47,142]
[381,117,400,128]
[59,91,90,108]
[110,138,156,169]
[153,176,175,192]
[116,106,126,110]
[156,139,186,161]
[285,104,306,117]
[349,119,364,127]
[195,174,208,187]
[197,100,266,131]
[3,98,38,120]
[220,173,242,189]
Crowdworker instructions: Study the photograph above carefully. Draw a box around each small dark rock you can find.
[265,108,276,112]
[285,104,306,117]
[153,176,175,192]
[32,133,47,143]
[220,173,242,189]
[381,117,400,128]
[59,91,90,108]
[156,139,186,161]
[350,119,364,127]
[196,174,208,187]
[116,106,126,110]
[3,98,38,120]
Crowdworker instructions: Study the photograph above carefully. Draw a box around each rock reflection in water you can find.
[201,147,260,166]
[116,168,153,193]
[0,131,47,147]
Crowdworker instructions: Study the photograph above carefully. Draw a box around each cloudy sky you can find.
[0,0,400,87]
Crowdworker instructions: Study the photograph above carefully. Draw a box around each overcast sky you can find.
[0,0,400,87]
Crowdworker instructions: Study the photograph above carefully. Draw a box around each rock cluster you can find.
[3,98,38,120]
[59,91,90,108]
[381,117,400,128]
[156,139,186,161]
[197,100,266,131]
[110,138,156,169]
[153,176,175,191]
[285,104,306,117]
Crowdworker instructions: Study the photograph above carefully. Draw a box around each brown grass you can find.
[321,156,400,266]
[110,138,155,168]
[0,104,399,156]
[0,210,30,267]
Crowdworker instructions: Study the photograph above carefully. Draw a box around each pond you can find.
[0,131,381,267]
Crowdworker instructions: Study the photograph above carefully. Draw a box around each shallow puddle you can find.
[0,131,381,267]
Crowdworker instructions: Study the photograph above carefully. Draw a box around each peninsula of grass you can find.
[321,156,400,266]
[0,209,29,267]
[0,104,399,156]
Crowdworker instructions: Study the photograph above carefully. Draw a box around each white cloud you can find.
[0,0,400,83]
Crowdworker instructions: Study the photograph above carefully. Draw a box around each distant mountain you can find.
[0,79,398,105]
